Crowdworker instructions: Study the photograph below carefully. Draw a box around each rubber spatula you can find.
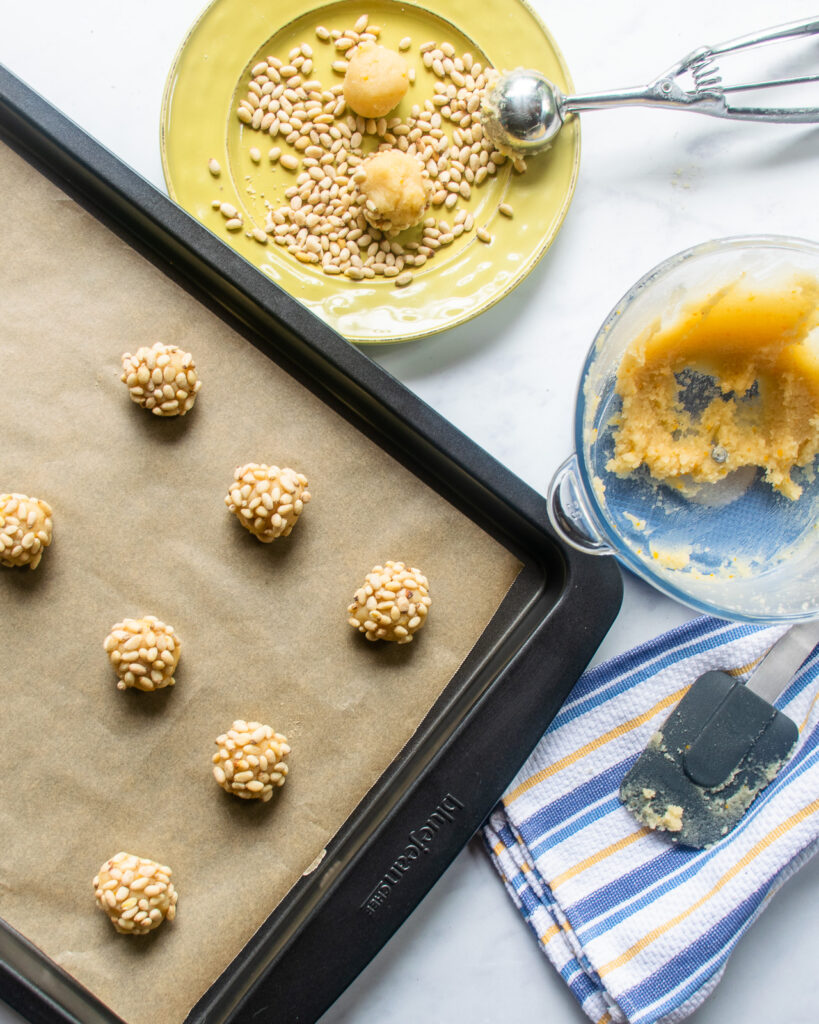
[619,622,819,848]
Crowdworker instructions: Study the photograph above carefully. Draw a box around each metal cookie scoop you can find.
[482,16,819,155]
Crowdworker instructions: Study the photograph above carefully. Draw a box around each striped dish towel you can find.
[483,616,819,1024]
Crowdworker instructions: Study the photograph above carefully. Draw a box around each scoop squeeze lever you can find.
[619,622,819,848]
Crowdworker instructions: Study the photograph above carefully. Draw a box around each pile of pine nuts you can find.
[210,14,518,286]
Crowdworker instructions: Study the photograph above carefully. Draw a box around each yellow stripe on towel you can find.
[504,687,690,806]
[551,831,648,890]
[597,797,819,978]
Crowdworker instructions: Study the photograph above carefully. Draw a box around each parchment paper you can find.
[0,137,521,1024]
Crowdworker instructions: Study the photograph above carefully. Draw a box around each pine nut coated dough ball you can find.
[354,151,432,235]
[104,616,181,691]
[347,561,431,643]
[0,493,53,570]
[343,42,410,118]
[120,342,201,416]
[93,852,178,935]
[225,463,310,542]
[212,720,290,801]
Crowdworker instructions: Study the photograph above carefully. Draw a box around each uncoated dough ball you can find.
[355,151,432,235]
[343,43,410,118]
[120,341,201,416]
[348,561,431,643]
[212,720,290,801]
[225,463,311,542]
[93,852,177,935]
[104,616,181,691]
[0,493,53,570]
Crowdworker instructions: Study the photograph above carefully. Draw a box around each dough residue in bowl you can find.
[607,276,819,501]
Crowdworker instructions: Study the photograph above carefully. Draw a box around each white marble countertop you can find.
[2,0,819,1020]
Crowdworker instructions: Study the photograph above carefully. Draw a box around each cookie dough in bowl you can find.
[607,280,819,501]
[549,236,819,623]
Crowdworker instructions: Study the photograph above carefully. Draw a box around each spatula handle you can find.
[747,622,819,703]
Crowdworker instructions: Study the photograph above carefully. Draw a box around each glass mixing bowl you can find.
[548,235,819,623]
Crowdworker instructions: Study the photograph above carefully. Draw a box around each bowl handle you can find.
[548,454,613,555]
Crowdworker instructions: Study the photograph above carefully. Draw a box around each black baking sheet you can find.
[0,65,623,1024]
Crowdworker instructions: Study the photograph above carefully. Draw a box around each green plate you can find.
[161,0,579,343]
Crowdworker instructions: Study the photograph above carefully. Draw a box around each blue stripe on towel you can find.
[549,620,754,731]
